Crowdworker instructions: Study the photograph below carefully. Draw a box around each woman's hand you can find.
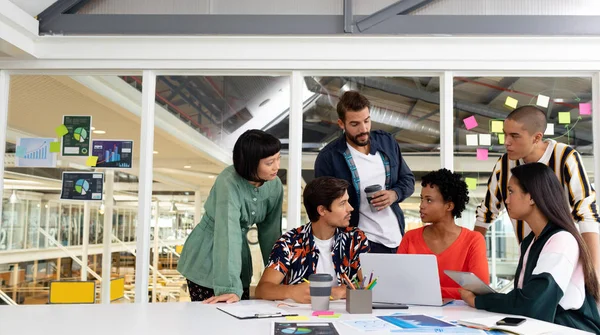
[203,293,240,304]
[458,288,476,308]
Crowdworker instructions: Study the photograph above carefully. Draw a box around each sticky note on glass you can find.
[463,116,478,130]
[465,177,477,190]
[545,123,555,135]
[286,316,309,321]
[580,103,591,116]
[498,133,505,144]
[49,142,61,153]
[479,134,491,146]
[86,156,98,167]
[558,112,571,124]
[490,120,504,133]
[477,148,489,161]
[466,134,478,146]
[505,96,518,109]
[536,94,550,108]
[15,146,26,158]
[55,124,68,137]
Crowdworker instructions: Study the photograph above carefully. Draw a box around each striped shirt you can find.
[475,139,600,242]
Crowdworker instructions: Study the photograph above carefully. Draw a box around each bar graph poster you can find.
[92,140,133,168]
[15,138,57,167]
[61,172,104,201]
[62,115,92,157]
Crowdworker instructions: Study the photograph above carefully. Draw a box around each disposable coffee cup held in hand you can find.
[308,273,333,311]
[364,184,383,212]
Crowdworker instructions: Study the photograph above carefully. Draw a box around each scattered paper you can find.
[466,134,478,146]
[342,319,399,332]
[490,120,504,133]
[86,156,98,167]
[49,142,61,153]
[580,102,591,116]
[558,112,571,124]
[55,124,68,137]
[463,116,478,130]
[476,148,489,161]
[465,178,477,190]
[479,134,491,146]
[536,94,550,108]
[286,316,309,321]
[505,96,518,109]
[498,134,505,145]
[545,123,555,136]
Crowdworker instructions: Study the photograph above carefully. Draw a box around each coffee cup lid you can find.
[308,274,333,282]
[364,184,382,193]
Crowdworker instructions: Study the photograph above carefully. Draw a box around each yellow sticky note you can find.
[86,156,98,167]
[286,316,310,321]
[490,120,504,133]
[558,112,571,124]
[49,142,61,153]
[465,178,477,190]
[55,124,68,137]
[505,96,518,109]
[498,133,505,145]
[318,314,341,319]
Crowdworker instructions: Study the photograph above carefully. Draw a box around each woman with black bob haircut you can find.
[178,129,284,303]
[460,162,600,333]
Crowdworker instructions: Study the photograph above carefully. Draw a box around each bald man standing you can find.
[475,105,600,273]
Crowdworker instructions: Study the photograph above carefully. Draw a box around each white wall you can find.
[74,0,600,15]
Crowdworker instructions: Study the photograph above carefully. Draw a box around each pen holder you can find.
[346,287,372,314]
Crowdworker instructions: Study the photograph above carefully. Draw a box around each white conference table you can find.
[0,300,592,335]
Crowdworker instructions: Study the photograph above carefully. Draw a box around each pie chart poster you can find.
[61,172,104,201]
[62,115,92,157]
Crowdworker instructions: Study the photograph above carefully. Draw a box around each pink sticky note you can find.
[476,148,489,161]
[580,103,591,116]
[463,116,478,130]
[312,311,334,316]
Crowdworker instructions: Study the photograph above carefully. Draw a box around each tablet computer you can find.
[444,270,496,295]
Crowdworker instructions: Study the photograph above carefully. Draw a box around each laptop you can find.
[360,254,453,307]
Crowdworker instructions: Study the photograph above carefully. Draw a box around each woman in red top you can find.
[397,169,489,299]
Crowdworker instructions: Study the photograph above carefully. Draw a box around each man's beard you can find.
[347,132,370,147]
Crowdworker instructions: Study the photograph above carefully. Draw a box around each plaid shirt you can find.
[266,222,370,285]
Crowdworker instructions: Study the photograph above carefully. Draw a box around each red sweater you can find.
[397,226,489,299]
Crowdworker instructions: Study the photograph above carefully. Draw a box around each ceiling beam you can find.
[355,0,436,32]
[37,14,600,36]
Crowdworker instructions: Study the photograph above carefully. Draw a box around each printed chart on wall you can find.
[91,140,133,168]
[15,138,57,167]
[61,115,92,156]
[60,172,104,201]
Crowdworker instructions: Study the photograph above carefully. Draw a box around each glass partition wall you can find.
[0,71,596,304]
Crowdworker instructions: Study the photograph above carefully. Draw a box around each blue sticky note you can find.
[16,146,26,158]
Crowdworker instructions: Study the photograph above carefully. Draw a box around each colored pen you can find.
[368,271,374,286]
[368,281,377,290]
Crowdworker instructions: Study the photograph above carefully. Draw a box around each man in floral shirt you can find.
[256,177,370,304]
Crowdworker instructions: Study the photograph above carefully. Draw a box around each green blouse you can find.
[177,165,283,298]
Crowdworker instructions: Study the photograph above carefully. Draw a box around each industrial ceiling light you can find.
[98,202,105,215]
[169,201,178,213]
[9,190,18,204]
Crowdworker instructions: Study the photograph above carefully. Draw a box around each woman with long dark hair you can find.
[460,163,600,332]
[178,129,283,303]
